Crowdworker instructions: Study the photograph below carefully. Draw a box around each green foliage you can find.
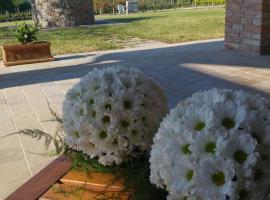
[194,0,225,5]
[14,22,39,44]
[12,0,24,7]
[0,12,32,22]
[0,0,31,14]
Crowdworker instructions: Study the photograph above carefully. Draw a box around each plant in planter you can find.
[150,88,270,200]
[14,23,39,44]
[1,23,54,66]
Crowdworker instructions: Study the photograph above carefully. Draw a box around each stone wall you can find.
[32,0,95,28]
[225,0,270,54]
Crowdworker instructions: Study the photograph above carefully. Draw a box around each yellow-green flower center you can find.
[222,117,235,129]
[102,115,111,123]
[99,131,107,139]
[233,150,247,164]
[74,131,80,138]
[92,110,96,118]
[80,109,84,115]
[182,144,191,155]
[194,121,205,131]
[123,100,132,109]
[185,170,194,181]
[131,129,137,136]
[205,142,216,154]
[211,171,225,186]
[89,99,94,105]
[121,120,130,128]
[105,103,112,110]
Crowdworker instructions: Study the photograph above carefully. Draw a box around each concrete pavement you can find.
[1,38,270,199]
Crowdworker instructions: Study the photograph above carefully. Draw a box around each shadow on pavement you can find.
[1,40,270,107]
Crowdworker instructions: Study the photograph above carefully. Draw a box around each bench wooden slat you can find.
[6,155,72,200]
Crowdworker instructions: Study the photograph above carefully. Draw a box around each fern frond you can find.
[47,100,63,125]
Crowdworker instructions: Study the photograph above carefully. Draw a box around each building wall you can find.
[225,0,270,54]
[32,0,95,28]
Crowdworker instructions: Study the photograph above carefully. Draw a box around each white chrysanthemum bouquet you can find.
[63,66,168,166]
[150,88,270,200]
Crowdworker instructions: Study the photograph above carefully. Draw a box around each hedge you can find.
[0,12,32,22]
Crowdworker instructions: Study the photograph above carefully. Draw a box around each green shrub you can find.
[194,0,225,5]
[14,23,39,44]
[0,12,32,22]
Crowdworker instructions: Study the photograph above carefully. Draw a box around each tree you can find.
[108,0,125,15]
[12,0,24,12]
[0,0,13,13]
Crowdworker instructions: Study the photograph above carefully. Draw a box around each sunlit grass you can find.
[0,20,32,27]
[0,9,225,59]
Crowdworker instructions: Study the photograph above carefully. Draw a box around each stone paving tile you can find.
[3,88,27,106]
[22,84,49,106]
[0,143,31,199]
[0,39,270,199]
[39,82,66,112]
[57,80,74,93]
[181,63,270,94]
[32,105,56,123]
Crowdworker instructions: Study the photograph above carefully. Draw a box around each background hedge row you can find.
[0,12,31,22]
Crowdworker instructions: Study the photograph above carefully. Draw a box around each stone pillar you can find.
[225,0,270,54]
[32,0,95,28]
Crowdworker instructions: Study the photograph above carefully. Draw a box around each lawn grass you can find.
[98,9,225,43]
[0,20,32,27]
[0,9,225,59]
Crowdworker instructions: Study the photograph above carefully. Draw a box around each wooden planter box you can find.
[6,155,131,200]
[1,42,54,67]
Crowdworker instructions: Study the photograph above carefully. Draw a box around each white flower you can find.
[63,66,168,166]
[150,127,193,189]
[195,158,235,200]
[182,104,214,134]
[150,88,270,200]
[221,131,259,177]
[212,100,247,131]
[168,158,196,199]
[247,116,270,161]
[190,128,225,159]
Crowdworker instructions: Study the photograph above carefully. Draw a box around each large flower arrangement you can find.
[63,67,168,166]
[150,88,270,200]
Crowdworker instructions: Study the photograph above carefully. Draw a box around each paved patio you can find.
[1,38,270,199]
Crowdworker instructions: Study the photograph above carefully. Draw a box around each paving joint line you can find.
[38,83,62,116]
[20,86,49,133]
[2,88,33,177]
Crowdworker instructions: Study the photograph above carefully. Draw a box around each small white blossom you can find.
[195,158,235,200]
